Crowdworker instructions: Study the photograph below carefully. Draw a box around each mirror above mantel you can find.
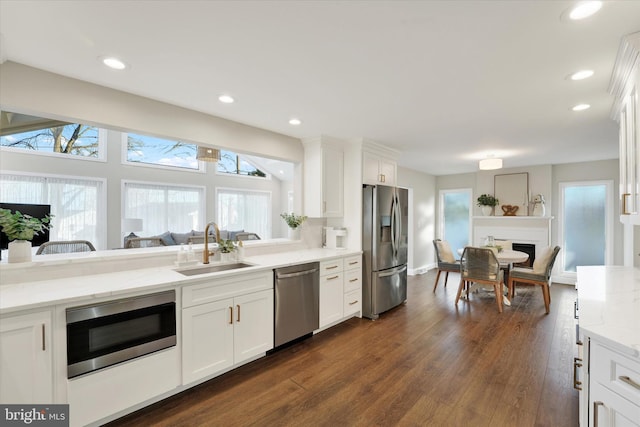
[494,172,529,216]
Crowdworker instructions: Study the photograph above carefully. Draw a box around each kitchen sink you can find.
[176,262,254,276]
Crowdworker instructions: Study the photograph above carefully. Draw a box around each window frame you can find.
[215,150,270,180]
[215,187,272,239]
[121,132,206,174]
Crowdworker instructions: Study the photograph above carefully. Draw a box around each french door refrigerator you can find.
[362,184,408,319]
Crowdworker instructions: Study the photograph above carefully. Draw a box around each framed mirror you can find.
[494,172,529,216]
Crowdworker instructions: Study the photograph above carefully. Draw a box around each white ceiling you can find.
[1,1,639,176]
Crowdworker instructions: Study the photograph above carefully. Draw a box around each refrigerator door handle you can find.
[395,192,402,255]
[378,265,407,278]
[390,192,397,259]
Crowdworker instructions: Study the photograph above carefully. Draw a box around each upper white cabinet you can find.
[0,310,53,403]
[361,139,399,186]
[611,32,640,225]
[303,136,344,218]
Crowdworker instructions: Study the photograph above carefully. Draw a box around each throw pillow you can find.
[437,240,455,263]
[532,246,554,275]
[171,232,191,245]
[157,231,177,246]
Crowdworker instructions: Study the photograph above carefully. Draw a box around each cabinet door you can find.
[0,311,52,403]
[322,145,344,217]
[233,290,274,364]
[590,381,640,427]
[182,299,234,384]
[379,158,397,186]
[319,272,344,327]
[363,151,382,185]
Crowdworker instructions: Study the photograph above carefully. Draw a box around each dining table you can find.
[456,247,529,306]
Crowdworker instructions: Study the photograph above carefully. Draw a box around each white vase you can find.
[481,206,492,216]
[287,227,301,240]
[220,252,234,262]
[8,240,32,263]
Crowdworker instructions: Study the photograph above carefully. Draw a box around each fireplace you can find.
[512,243,535,267]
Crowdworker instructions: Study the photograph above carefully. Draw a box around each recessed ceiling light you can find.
[218,95,234,104]
[569,70,594,80]
[100,56,127,70]
[289,118,302,126]
[569,1,602,20]
[572,104,591,111]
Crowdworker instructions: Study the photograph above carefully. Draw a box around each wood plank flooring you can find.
[106,271,579,427]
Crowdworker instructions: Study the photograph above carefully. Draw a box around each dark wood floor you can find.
[106,270,579,427]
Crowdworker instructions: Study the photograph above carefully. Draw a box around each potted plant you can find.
[476,194,499,216]
[217,238,236,262]
[0,208,53,263]
[280,212,307,240]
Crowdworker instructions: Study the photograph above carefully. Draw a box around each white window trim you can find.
[121,132,205,174]
[0,128,107,163]
[215,186,272,238]
[214,153,271,180]
[556,180,614,284]
[0,170,108,249]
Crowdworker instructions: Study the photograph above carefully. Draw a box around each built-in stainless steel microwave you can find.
[66,290,176,378]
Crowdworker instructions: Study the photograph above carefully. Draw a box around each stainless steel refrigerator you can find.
[362,184,408,319]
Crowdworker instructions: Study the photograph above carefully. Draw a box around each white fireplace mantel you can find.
[472,216,554,259]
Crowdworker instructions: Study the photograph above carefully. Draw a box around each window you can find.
[558,181,613,279]
[0,173,106,249]
[0,112,103,160]
[217,188,271,238]
[217,150,266,177]
[439,189,472,254]
[123,181,205,236]
[125,133,201,171]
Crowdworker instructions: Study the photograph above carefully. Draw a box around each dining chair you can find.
[125,237,166,248]
[507,246,561,314]
[36,240,96,255]
[455,246,504,313]
[235,232,261,241]
[432,239,460,292]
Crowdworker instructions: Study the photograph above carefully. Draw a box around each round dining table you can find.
[456,247,529,306]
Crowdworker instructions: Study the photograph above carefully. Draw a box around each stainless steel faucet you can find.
[203,221,221,264]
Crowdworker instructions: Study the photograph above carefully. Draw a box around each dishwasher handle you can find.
[275,268,319,279]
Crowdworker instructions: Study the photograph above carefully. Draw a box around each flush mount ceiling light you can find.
[572,103,591,111]
[288,118,302,126]
[218,95,234,104]
[100,56,127,70]
[196,146,221,162]
[568,1,602,20]
[569,70,594,80]
[479,157,503,170]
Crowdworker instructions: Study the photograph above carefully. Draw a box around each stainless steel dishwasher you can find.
[274,262,319,347]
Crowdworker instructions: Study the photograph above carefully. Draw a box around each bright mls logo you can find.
[0,405,68,426]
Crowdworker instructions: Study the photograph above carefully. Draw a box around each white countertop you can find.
[576,265,640,358]
[0,247,360,314]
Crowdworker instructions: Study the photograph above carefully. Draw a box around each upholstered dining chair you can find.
[507,246,561,314]
[432,239,460,292]
[455,246,504,313]
[36,240,96,255]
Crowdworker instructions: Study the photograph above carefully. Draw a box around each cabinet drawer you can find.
[344,268,362,293]
[344,255,362,270]
[320,271,343,286]
[320,259,343,275]
[592,342,640,405]
[182,272,272,308]
[344,289,361,316]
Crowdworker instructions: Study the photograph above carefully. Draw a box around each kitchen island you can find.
[576,266,640,426]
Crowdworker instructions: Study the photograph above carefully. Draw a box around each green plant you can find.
[0,208,53,241]
[280,212,308,229]
[476,194,499,207]
[217,239,236,253]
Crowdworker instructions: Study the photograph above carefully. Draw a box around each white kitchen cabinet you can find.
[363,151,397,186]
[0,310,53,403]
[612,33,640,225]
[319,258,344,327]
[303,137,344,218]
[343,255,362,317]
[182,272,273,385]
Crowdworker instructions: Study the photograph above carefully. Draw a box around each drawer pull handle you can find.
[573,357,582,391]
[325,265,339,270]
[349,278,358,282]
[327,275,339,280]
[229,307,233,324]
[593,401,604,427]
[619,375,640,390]
[349,300,358,305]
[348,261,358,265]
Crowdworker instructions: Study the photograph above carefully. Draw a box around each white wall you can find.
[397,166,436,275]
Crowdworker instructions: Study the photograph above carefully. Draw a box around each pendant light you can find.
[196,146,221,162]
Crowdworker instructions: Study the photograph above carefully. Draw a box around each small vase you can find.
[287,227,301,240]
[481,206,492,216]
[8,240,32,263]
[220,252,234,262]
